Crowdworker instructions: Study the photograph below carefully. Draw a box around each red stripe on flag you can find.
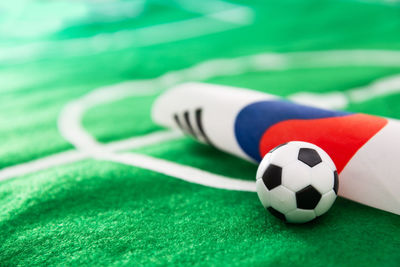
[259,114,388,173]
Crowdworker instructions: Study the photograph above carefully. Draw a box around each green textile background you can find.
[1,0,400,265]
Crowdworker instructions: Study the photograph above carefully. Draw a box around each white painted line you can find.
[0,150,85,182]
[352,0,400,6]
[0,3,253,63]
[289,74,400,109]
[104,130,183,152]
[289,91,349,110]
[98,152,256,192]
[348,74,400,103]
[263,50,400,69]
[175,0,254,24]
[0,130,181,181]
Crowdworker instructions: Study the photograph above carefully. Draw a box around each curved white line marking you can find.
[58,83,157,151]
[2,50,400,190]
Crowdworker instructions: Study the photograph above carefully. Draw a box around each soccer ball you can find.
[256,141,339,223]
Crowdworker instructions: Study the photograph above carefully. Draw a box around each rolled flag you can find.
[152,82,400,215]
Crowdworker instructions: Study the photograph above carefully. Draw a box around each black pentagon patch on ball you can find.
[296,185,322,209]
[262,164,282,190]
[333,171,339,194]
[267,207,286,221]
[298,148,322,167]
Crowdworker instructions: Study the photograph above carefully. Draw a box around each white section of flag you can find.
[340,119,400,215]
[152,82,276,161]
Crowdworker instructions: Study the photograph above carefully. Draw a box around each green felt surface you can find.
[1,0,400,265]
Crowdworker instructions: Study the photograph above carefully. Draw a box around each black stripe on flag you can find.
[183,111,197,138]
[195,108,213,145]
[173,114,185,133]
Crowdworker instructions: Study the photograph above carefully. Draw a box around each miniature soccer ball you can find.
[256,141,339,223]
